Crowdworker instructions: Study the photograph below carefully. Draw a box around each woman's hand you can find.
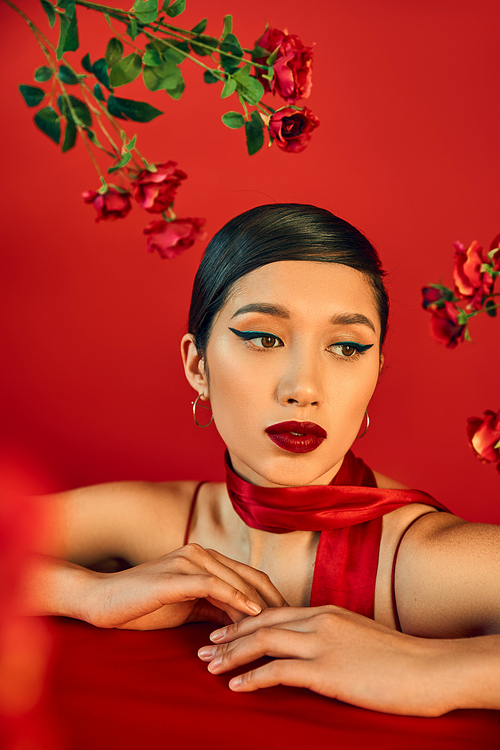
[197,606,463,716]
[86,544,288,630]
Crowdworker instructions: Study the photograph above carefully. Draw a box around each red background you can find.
[1,0,499,523]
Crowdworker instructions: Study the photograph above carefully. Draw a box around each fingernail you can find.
[198,646,216,659]
[247,602,261,615]
[208,657,222,673]
[229,676,242,689]
[210,628,226,642]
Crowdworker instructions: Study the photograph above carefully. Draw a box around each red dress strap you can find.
[183,482,205,546]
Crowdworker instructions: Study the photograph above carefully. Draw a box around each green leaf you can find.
[41,0,56,27]
[252,45,269,59]
[221,111,245,129]
[56,4,79,60]
[164,0,185,17]
[19,84,45,107]
[143,48,162,66]
[464,327,472,342]
[92,59,111,91]
[109,53,142,87]
[191,19,207,35]
[105,37,123,67]
[220,33,243,74]
[233,65,264,104]
[81,53,92,73]
[108,151,132,173]
[142,61,180,91]
[94,83,105,101]
[34,106,60,143]
[62,118,77,151]
[457,310,468,325]
[204,70,219,84]
[34,66,52,82]
[221,77,236,98]
[190,35,219,57]
[163,42,188,63]
[83,127,100,147]
[222,14,233,39]
[131,0,158,24]
[57,94,92,126]
[165,72,185,99]
[124,134,137,151]
[485,299,497,317]
[107,95,163,122]
[58,65,79,84]
[244,110,264,155]
[127,18,138,41]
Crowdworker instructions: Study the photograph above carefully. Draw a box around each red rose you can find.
[254,27,314,103]
[269,107,320,153]
[143,217,206,259]
[82,187,132,222]
[429,301,466,348]
[466,409,500,471]
[131,161,187,214]
[453,240,495,310]
[421,286,450,310]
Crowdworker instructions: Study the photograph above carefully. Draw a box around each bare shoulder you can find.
[372,469,408,490]
[43,479,202,568]
[395,511,500,638]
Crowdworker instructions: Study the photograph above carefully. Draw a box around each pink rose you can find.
[131,161,187,214]
[254,28,314,103]
[466,409,500,472]
[269,107,320,153]
[429,301,466,348]
[143,217,206,259]
[82,187,132,222]
[453,240,495,310]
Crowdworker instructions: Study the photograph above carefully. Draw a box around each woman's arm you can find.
[197,515,500,715]
[197,606,500,716]
[25,482,288,628]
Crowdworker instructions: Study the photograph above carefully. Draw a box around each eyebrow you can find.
[230,303,376,333]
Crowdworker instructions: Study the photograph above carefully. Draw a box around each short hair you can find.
[188,203,389,355]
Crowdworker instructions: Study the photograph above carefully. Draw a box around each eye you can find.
[328,341,374,359]
[228,328,283,349]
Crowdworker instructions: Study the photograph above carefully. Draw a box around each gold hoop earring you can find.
[356,410,369,439]
[192,394,214,428]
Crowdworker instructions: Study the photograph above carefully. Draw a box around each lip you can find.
[265,421,327,454]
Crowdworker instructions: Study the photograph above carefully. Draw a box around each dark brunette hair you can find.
[188,203,389,354]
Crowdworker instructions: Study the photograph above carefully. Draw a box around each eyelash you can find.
[228,328,374,360]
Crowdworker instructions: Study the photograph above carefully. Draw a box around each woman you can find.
[29,204,500,718]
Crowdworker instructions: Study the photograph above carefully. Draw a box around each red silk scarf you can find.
[225,451,447,618]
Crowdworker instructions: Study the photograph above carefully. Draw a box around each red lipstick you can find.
[265,421,327,454]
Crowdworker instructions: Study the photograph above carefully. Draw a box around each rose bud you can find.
[453,240,494,310]
[269,107,320,153]
[143,217,206,259]
[421,286,452,310]
[82,187,132,222]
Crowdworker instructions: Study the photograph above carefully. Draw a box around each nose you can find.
[276,347,325,408]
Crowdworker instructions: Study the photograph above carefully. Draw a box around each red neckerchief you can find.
[225,451,447,617]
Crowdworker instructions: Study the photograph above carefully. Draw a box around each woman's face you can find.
[185,260,383,487]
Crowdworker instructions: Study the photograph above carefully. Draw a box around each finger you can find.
[210,606,318,643]
[180,546,271,612]
[229,659,315,693]
[204,549,288,609]
[162,573,262,617]
[201,627,314,674]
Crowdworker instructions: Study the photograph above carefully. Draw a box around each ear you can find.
[180,333,209,398]
[378,352,385,375]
